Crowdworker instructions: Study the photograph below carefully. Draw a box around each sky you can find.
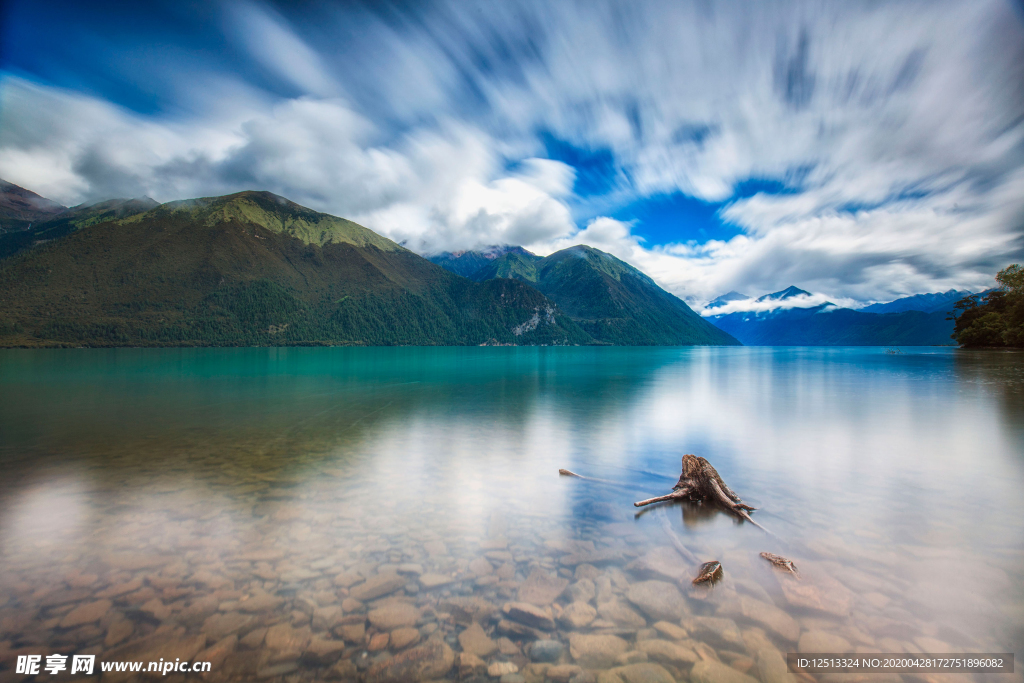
[2,0,1024,306]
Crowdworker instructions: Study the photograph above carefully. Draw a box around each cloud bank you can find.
[1,0,1023,303]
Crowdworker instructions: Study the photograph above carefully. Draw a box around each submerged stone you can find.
[365,639,454,683]
[569,633,628,669]
[529,639,564,662]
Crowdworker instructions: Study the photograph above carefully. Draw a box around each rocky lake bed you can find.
[1,347,1022,683]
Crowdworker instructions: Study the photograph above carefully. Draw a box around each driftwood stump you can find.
[634,454,766,531]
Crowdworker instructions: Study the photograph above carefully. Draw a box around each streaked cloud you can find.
[1,0,1022,303]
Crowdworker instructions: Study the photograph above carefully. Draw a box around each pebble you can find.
[530,639,564,662]
[626,581,688,621]
[503,602,555,630]
[350,574,406,601]
[798,630,852,654]
[389,626,420,649]
[690,659,759,683]
[459,622,498,657]
[560,601,597,628]
[59,599,112,628]
[717,596,800,642]
[635,639,698,666]
[568,633,628,669]
[488,661,518,676]
[365,639,454,683]
[601,662,675,683]
[518,568,569,605]
[368,603,420,629]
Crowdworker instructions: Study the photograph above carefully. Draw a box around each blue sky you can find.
[2,0,1024,304]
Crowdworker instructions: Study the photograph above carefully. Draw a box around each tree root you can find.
[655,508,700,564]
[634,454,770,533]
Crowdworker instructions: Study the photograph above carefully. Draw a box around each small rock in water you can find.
[104,618,135,647]
[368,603,421,629]
[635,639,698,667]
[625,548,690,583]
[690,660,759,683]
[503,602,555,630]
[59,599,113,628]
[459,622,497,657]
[560,601,597,628]
[488,661,518,677]
[350,573,406,601]
[547,665,584,682]
[780,575,853,617]
[626,581,689,621]
[568,633,628,669]
[530,639,564,662]
[597,598,646,629]
[470,557,495,576]
[368,632,390,651]
[418,573,455,589]
[717,597,799,643]
[602,662,675,683]
[566,579,596,604]
[798,630,852,654]
[365,639,454,683]
[390,627,420,650]
[755,648,796,683]
[518,568,570,606]
[459,652,487,677]
[682,616,745,650]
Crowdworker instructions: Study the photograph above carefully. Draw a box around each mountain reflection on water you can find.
[0,347,1022,681]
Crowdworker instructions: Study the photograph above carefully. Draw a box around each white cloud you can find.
[1,0,1023,303]
[700,292,860,317]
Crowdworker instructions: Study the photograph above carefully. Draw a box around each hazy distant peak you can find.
[706,291,750,308]
[860,289,975,314]
[0,178,67,226]
[756,286,811,302]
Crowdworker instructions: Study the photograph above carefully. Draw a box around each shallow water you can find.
[0,347,1022,682]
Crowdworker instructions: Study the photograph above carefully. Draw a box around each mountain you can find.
[0,196,159,260]
[0,179,66,232]
[427,246,536,278]
[0,191,591,347]
[756,286,810,302]
[706,286,954,345]
[860,289,974,314]
[706,291,749,309]
[440,244,740,346]
[473,249,544,281]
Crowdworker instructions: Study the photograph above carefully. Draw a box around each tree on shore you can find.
[951,264,1024,347]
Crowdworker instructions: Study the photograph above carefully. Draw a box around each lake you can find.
[0,347,1022,682]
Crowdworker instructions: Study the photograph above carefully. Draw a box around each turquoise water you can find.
[0,347,1022,680]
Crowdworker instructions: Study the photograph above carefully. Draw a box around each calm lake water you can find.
[0,347,1022,683]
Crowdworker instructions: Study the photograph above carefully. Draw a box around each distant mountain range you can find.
[859,289,973,314]
[704,286,959,346]
[429,246,738,345]
[0,179,735,348]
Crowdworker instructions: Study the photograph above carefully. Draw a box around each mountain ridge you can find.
[0,178,67,232]
[705,285,956,345]
[433,244,739,346]
[0,191,592,347]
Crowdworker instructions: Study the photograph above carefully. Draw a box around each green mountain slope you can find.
[473,249,543,282]
[446,245,739,346]
[0,191,589,347]
[0,196,158,259]
[428,246,537,278]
